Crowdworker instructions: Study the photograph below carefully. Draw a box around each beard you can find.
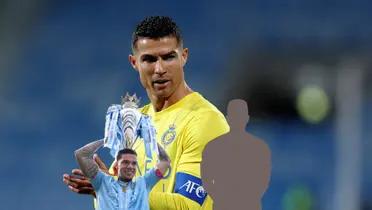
[118,169,135,182]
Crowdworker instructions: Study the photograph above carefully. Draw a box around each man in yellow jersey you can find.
[63,16,229,210]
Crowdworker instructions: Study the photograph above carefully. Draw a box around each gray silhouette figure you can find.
[202,99,271,210]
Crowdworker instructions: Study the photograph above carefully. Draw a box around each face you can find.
[129,36,188,100]
[116,154,137,181]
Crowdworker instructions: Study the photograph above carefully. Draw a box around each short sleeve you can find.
[90,170,106,190]
[143,168,160,191]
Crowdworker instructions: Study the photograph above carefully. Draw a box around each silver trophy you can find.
[120,93,141,149]
[103,93,158,159]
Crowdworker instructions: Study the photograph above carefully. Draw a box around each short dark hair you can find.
[131,16,183,51]
[116,148,137,161]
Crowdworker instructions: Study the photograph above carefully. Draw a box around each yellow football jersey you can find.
[110,92,229,210]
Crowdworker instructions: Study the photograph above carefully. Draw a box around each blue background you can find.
[0,0,371,209]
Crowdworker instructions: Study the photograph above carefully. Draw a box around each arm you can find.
[74,139,104,179]
[156,143,171,175]
[144,144,171,191]
[63,154,110,197]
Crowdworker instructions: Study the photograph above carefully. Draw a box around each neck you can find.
[149,82,193,112]
[119,177,132,183]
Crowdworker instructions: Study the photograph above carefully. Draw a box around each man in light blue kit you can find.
[74,139,170,210]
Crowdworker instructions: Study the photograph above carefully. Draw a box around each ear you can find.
[181,48,189,67]
[128,54,138,71]
[113,161,118,176]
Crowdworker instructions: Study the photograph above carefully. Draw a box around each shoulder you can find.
[191,93,229,127]
[91,170,114,189]
[182,93,230,144]
[189,93,222,112]
[134,175,146,185]
[187,93,227,123]
[136,169,159,189]
[93,170,115,181]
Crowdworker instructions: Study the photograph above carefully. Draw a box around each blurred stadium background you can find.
[0,0,371,209]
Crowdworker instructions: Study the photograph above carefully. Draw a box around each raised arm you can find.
[74,139,104,179]
[156,143,171,175]
[143,143,171,191]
